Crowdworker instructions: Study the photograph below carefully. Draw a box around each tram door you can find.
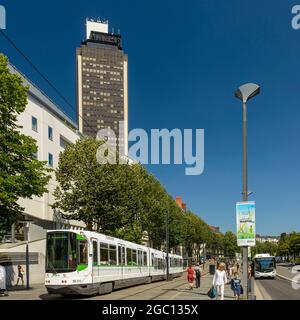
[92,240,99,284]
[118,244,125,279]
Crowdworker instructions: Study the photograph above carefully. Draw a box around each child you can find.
[231,272,242,300]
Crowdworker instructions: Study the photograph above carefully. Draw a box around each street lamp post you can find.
[235,83,260,299]
[166,210,170,281]
[20,219,33,290]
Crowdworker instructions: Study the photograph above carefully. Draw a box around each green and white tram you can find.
[45,230,183,296]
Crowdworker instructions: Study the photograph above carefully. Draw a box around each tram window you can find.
[118,246,125,266]
[78,241,88,265]
[143,252,148,266]
[93,241,98,266]
[126,248,132,266]
[100,242,109,265]
[138,250,142,266]
[151,254,154,267]
[132,250,137,266]
[122,247,125,265]
[154,257,158,270]
[109,244,117,265]
[118,246,121,265]
[157,258,161,270]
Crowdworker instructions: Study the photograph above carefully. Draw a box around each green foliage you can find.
[54,137,219,250]
[0,54,51,238]
[277,232,300,261]
[251,241,278,258]
[221,231,239,257]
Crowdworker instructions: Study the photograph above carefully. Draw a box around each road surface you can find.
[255,264,300,300]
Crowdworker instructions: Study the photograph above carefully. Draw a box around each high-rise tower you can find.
[76,19,128,156]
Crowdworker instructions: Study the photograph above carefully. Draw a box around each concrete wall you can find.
[0,239,46,286]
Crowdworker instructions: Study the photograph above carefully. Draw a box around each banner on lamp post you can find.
[236,201,256,247]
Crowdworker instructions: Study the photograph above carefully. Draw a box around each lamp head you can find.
[235,83,260,103]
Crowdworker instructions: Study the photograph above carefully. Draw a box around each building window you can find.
[48,153,54,168]
[32,152,38,160]
[48,126,53,141]
[32,116,38,132]
[60,136,71,149]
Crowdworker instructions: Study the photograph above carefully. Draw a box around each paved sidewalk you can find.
[1,272,235,300]
[0,284,46,300]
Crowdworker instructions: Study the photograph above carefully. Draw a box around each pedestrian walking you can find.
[226,262,231,279]
[229,264,235,279]
[231,272,242,300]
[15,265,24,286]
[194,264,202,288]
[212,262,228,300]
[186,265,195,290]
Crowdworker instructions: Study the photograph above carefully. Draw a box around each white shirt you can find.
[212,270,227,286]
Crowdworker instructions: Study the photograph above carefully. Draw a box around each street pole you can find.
[242,102,249,299]
[235,83,260,300]
[166,210,170,281]
[11,223,15,243]
[26,240,29,290]
[25,223,30,290]
[19,219,32,290]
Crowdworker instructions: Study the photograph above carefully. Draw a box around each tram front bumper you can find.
[46,284,98,296]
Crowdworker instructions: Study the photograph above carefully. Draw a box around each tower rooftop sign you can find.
[86,18,108,39]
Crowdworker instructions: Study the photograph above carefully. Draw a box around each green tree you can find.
[289,232,300,262]
[54,137,145,242]
[251,241,278,258]
[0,54,51,238]
[221,231,239,258]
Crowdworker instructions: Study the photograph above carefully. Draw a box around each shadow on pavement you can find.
[7,286,34,292]
[160,288,234,299]
[39,293,87,300]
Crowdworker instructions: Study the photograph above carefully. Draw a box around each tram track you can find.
[148,271,210,300]
[118,276,185,300]
[118,268,210,300]
[148,280,188,300]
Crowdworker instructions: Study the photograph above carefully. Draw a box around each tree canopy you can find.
[53,137,225,252]
[0,54,51,238]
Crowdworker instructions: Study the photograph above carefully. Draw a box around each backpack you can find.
[196,269,201,276]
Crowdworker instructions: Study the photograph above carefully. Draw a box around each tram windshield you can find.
[46,232,87,273]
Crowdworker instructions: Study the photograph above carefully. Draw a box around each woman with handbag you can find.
[212,262,227,300]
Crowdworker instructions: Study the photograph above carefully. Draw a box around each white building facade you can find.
[0,65,86,285]
[9,64,85,242]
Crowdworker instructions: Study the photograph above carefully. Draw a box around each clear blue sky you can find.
[1,0,300,235]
